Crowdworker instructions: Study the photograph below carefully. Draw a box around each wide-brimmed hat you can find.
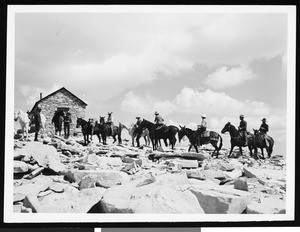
[262,118,266,121]
[108,112,113,115]
[136,116,141,119]
[154,111,159,115]
[201,114,206,118]
[240,114,244,118]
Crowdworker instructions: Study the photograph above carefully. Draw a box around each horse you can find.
[14,109,30,140]
[138,119,179,150]
[98,116,126,145]
[27,111,46,138]
[253,129,274,158]
[51,111,64,136]
[221,122,255,158]
[76,117,100,145]
[126,123,151,147]
[178,126,223,157]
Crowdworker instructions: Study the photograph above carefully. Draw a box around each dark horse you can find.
[98,116,126,145]
[138,119,179,150]
[51,111,64,136]
[76,117,101,145]
[221,122,255,158]
[178,126,223,157]
[253,129,274,158]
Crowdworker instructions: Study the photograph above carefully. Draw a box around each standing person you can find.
[238,114,248,146]
[64,112,72,139]
[154,111,164,129]
[259,118,269,146]
[33,106,42,141]
[133,116,142,137]
[107,112,114,135]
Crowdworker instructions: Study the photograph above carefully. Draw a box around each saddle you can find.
[155,124,167,132]
[200,131,210,138]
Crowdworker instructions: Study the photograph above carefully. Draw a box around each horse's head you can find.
[99,116,105,125]
[178,125,186,142]
[14,109,20,121]
[221,122,231,134]
[76,117,82,128]
[253,129,259,135]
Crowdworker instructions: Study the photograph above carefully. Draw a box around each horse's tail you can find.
[269,137,274,155]
[218,134,223,151]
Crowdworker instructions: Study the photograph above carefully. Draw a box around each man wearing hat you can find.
[33,105,42,141]
[259,118,269,146]
[196,114,207,145]
[107,112,114,135]
[64,112,72,139]
[238,114,248,146]
[154,111,164,130]
[133,116,143,137]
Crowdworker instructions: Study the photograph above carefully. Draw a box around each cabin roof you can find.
[30,87,87,112]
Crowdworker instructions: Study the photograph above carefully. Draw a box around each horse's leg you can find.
[228,145,234,158]
[194,144,199,153]
[239,146,243,157]
[143,136,147,146]
[261,148,265,159]
[188,144,192,152]
[118,133,122,144]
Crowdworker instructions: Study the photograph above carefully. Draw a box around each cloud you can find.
[121,87,271,118]
[15,13,287,100]
[205,65,257,89]
[17,84,63,108]
[120,91,175,116]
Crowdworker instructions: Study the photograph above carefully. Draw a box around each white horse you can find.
[127,123,150,147]
[14,109,30,140]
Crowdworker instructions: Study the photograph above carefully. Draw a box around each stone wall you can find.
[37,89,86,134]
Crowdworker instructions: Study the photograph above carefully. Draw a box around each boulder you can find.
[189,183,251,214]
[234,177,249,191]
[17,142,66,173]
[14,176,53,196]
[203,170,226,180]
[100,173,204,213]
[246,196,286,214]
[32,186,106,213]
[186,170,206,180]
[23,194,41,213]
[97,157,123,167]
[63,169,130,188]
[224,169,243,180]
[153,151,209,161]
[14,161,29,173]
[165,158,199,169]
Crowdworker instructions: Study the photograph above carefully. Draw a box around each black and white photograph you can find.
[5,5,296,223]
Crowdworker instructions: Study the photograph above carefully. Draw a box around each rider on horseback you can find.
[196,114,207,145]
[107,112,114,135]
[259,118,269,146]
[154,111,164,130]
[238,114,248,146]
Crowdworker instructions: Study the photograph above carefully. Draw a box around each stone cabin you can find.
[30,87,87,134]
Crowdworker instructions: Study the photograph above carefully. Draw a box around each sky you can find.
[12,6,293,155]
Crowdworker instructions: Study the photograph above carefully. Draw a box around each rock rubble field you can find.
[13,133,286,214]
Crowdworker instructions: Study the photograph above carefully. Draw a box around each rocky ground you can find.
[13,132,286,214]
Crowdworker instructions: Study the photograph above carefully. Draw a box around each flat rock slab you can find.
[189,183,252,214]
[246,196,286,214]
[14,161,29,173]
[23,186,106,213]
[152,151,208,161]
[63,169,130,187]
[100,173,204,213]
